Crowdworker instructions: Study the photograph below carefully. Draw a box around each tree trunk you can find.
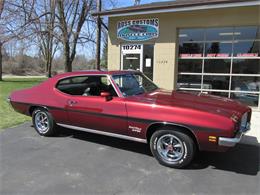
[64,42,72,72]
[0,42,3,81]
[47,63,52,78]
[65,58,72,72]
[45,61,52,78]
[45,49,52,78]
[45,59,48,72]
[47,56,52,78]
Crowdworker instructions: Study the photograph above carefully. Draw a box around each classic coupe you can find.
[9,70,251,168]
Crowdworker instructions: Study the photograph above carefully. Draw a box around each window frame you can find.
[111,72,158,97]
[177,26,260,109]
[55,74,121,97]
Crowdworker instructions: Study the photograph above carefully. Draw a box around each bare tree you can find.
[30,0,58,77]
[0,0,117,79]
[0,0,4,17]
[0,41,2,80]
[56,0,95,72]
[0,0,45,80]
[101,34,107,69]
[134,0,141,6]
[0,0,6,80]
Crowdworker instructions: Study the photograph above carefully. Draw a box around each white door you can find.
[121,44,143,71]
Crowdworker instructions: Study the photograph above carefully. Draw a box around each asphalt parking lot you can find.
[0,123,259,195]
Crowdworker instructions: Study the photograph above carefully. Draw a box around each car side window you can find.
[56,75,118,97]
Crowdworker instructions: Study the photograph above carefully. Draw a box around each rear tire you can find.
[150,129,195,168]
[32,108,56,136]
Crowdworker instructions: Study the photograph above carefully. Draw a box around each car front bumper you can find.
[218,122,250,147]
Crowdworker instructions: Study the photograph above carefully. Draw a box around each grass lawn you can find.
[0,77,47,129]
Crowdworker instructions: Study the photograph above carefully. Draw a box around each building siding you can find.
[108,6,260,90]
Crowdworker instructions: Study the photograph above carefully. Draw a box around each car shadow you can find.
[57,127,152,156]
[57,127,259,176]
[189,136,260,175]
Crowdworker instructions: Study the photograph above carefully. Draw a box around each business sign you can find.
[117,18,159,41]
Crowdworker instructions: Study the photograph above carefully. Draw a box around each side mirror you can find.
[100,92,112,101]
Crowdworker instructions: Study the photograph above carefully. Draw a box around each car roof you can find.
[52,70,140,80]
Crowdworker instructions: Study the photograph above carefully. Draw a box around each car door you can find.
[65,75,128,135]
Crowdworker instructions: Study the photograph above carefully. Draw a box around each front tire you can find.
[150,129,195,168]
[32,108,56,136]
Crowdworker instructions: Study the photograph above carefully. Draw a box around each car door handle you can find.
[67,100,77,106]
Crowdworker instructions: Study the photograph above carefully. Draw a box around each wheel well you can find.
[146,123,199,150]
[28,106,48,116]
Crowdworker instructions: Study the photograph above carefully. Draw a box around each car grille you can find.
[240,112,250,132]
[241,113,248,128]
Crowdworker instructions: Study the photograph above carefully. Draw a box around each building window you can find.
[177,26,260,108]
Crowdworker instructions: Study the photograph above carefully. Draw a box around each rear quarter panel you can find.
[10,78,69,123]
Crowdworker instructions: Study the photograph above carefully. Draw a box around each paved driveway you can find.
[0,123,259,195]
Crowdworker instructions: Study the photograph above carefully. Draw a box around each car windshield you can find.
[112,73,158,96]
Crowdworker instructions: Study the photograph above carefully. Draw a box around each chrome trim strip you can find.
[107,75,123,98]
[218,133,243,147]
[218,123,250,147]
[57,123,147,143]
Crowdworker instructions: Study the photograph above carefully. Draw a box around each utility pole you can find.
[96,0,101,70]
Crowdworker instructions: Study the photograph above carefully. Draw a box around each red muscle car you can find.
[8,70,251,168]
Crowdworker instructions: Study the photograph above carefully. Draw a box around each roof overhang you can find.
[92,0,260,17]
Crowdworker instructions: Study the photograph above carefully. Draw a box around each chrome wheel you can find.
[157,134,184,162]
[35,111,49,134]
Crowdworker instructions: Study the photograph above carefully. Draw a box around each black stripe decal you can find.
[13,101,221,133]
[66,108,155,124]
[13,101,155,124]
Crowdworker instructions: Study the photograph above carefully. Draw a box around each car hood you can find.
[134,89,249,118]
